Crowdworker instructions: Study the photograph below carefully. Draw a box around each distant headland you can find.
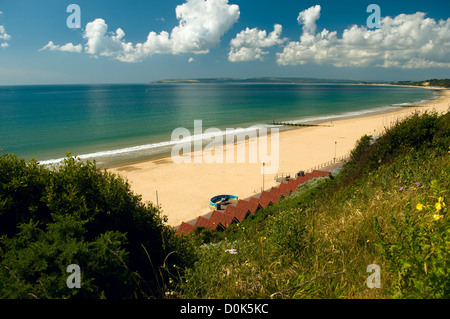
[151,77,379,85]
[151,77,450,88]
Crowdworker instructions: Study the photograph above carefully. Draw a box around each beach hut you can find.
[236,199,261,215]
[210,210,238,228]
[224,205,251,222]
[311,170,330,178]
[176,222,195,235]
[195,216,225,231]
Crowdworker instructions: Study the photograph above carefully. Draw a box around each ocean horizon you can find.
[0,83,436,167]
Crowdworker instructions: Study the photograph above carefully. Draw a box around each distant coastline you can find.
[151,77,379,85]
[151,76,450,89]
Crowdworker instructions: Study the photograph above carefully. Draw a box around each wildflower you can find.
[433,214,444,221]
[416,203,424,211]
[415,182,421,187]
[225,249,237,254]
[399,187,404,191]
[435,202,442,211]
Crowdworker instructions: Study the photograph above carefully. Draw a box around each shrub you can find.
[0,154,191,299]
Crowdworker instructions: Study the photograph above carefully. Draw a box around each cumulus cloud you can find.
[39,41,82,53]
[41,0,240,62]
[169,0,239,54]
[297,5,321,35]
[82,19,136,59]
[0,12,11,48]
[228,24,286,62]
[0,25,10,47]
[277,5,450,69]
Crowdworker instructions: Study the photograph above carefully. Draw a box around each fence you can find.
[274,153,351,182]
[305,153,350,173]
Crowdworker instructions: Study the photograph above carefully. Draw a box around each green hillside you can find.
[175,111,449,299]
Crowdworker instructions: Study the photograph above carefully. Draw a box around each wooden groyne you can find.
[272,121,332,127]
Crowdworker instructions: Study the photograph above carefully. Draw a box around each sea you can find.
[0,83,436,167]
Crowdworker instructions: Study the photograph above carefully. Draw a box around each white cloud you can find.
[228,24,285,62]
[41,0,240,62]
[82,19,135,58]
[277,6,450,69]
[188,57,194,63]
[39,41,82,53]
[169,0,239,54]
[297,5,321,35]
[0,14,11,48]
[229,47,268,62]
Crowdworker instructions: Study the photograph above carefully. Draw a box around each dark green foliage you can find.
[0,157,51,237]
[0,155,193,299]
[190,227,222,245]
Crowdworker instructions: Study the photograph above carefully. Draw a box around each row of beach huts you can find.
[176,170,330,235]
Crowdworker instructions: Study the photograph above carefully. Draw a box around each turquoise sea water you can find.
[0,83,436,167]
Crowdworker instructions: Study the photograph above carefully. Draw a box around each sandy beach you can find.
[109,87,450,227]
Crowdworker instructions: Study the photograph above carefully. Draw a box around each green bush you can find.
[342,112,448,181]
[0,154,192,299]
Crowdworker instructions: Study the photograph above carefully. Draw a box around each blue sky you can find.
[0,0,449,85]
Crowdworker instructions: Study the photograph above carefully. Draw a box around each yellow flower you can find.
[433,214,444,221]
[435,202,442,211]
[416,203,424,211]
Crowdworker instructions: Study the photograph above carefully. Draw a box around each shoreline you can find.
[108,87,449,227]
[35,83,438,168]
[102,87,439,169]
